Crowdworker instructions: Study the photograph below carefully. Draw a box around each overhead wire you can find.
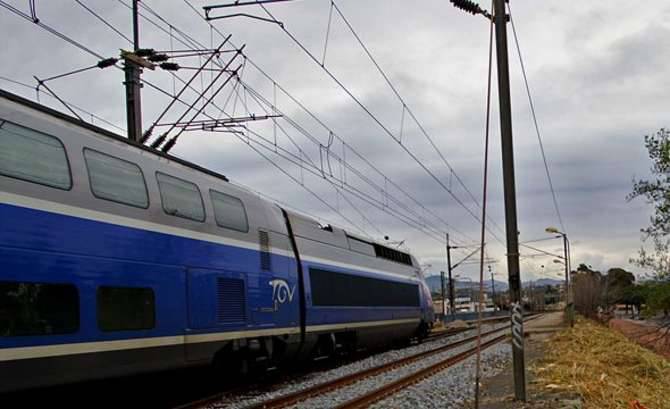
[0,0,106,59]
[519,242,564,260]
[3,0,478,249]
[0,75,126,133]
[507,2,566,234]
[257,2,508,247]
[178,0,477,246]
[231,83,388,238]
[474,6,494,406]
[234,83,448,242]
[141,0,478,247]
[74,0,133,44]
[105,1,377,236]
[238,80,467,241]
[330,0,506,238]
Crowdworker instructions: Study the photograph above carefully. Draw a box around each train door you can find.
[247,230,300,329]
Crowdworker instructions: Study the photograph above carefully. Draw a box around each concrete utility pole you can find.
[446,233,455,319]
[493,0,526,400]
[124,0,143,142]
[440,270,447,317]
[489,265,496,310]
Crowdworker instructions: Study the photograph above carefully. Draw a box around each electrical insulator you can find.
[450,0,484,15]
[97,58,118,69]
[150,133,168,149]
[135,48,155,57]
[148,54,169,62]
[161,137,177,153]
[159,62,180,71]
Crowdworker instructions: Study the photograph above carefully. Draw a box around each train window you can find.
[0,121,71,190]
[0,281,79,336]
[97,286,155,331]
[156,172,205,222]
[309,268,420,307]
[210,190,248,232]
[84,148,149,208]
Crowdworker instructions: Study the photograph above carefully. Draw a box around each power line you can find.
[255,3,507,247]
[140,0,478,246]
[519,235,562,245]
[0,0,106,59]
[74,0,133,44]
[238,80,470,242]
[228,70,448,241]
[143,73,382,239]
[233,83,447,241]
[330,0,506,238]
[4,0,482,249]
[0,0,381,239]
[508,2,566,234]
[235,132,376,240]
[0,75,126,132]
[519,243,564,260]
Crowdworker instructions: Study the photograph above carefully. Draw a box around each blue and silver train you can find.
[0,89,434,392]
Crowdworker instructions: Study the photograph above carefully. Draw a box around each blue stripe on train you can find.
[0,202,421,349]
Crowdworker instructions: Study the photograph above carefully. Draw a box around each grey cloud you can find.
[1,0,668,281]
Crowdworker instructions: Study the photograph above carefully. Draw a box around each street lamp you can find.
[545,226,573,327]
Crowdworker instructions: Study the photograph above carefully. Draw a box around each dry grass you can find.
[532,317,670,409]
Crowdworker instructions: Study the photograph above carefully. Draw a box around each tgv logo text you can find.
[269,279,296,311]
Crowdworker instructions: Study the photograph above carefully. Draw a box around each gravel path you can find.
[369,341,512,409]
[208,323,508,409]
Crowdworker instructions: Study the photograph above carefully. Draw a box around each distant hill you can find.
[425,275,509,293]
[527,278,563,287]
[425,275,562,294]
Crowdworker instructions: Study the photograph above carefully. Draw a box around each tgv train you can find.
[0,90,434,392]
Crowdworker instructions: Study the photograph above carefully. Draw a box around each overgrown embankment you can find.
[532,318,670,409]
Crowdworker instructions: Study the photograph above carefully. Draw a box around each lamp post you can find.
[552,259,566,311]
[546,227,573,327]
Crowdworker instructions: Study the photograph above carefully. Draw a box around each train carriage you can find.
[0,89,434,392]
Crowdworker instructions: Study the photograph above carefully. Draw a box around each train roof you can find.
[0,89,230,184]
[0,88,419,268]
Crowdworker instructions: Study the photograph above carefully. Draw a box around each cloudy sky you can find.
[2,0,668,282]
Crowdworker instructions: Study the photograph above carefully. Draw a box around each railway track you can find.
[425,313,536,342]
[177,314,543,409]
[333,315,546,408]
[333,334,509,409]
[245,325,511,409]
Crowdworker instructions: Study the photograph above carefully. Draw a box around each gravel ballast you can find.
[369,342,512,409]
[208,323,509,409]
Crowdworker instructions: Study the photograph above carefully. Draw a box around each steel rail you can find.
[247,326,510,409]
[175,314,543,409]
[334,334,509,409]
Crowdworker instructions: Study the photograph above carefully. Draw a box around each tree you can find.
[628,128,670,279]
[572,264,604,318]
[603,267,635,306]
[628,128,670,321]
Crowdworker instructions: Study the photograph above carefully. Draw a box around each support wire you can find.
[474,5,494,408]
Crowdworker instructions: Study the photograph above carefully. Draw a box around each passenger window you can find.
[84,148,149,208]
[0,281,79,336]
[97,286,155,331]
[156,172,205,222]
[210,190,248,232]
[0,121,71,190]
